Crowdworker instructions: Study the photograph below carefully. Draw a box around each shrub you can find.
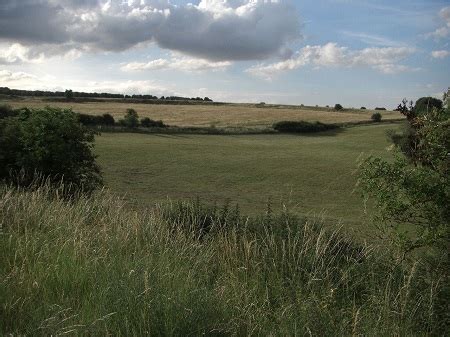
[273,120,339,133]
[360,106,367,110]
[371,112,382,122]
[77,113,104,126]
[120,108,139,128]
[102,113,115,126]
[0,107,102,194]
[334,103,343,111]
[140,117,166,128]
[0,104,17,119]
[374,107,386,110]
[414,96,443,115]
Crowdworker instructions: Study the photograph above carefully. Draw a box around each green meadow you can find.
[95,123,397,233]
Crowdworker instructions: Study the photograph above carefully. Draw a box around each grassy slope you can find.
[4,97,402,128]
[1,185,444,335]
[95,124,397,235]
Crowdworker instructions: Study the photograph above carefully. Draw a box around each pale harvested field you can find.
[4,97,403,127]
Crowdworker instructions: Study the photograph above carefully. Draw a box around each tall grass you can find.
[0,184,446,335]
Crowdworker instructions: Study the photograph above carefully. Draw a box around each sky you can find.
[0,0,449,108]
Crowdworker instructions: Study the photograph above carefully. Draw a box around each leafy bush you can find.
[273,120,339,133]
[374,107,386,110]
[334,103,343,111]
[0,104,17,119]
[414,96,442,115]
[102,113,115,126]
[140,117,166,128]
[360,107,367,110]
[120,108,139,128]
[371,112,382,122]
[0,107,102,194]
[359,101,449,259]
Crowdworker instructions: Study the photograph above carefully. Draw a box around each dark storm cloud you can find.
[0,0,301,61]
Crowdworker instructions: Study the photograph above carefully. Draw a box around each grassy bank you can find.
[0,184,446,335]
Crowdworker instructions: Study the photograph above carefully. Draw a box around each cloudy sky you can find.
[1,0,449,108]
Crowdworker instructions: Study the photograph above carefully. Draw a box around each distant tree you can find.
[65,89,74,100]
[371,112,382,122]
[102,113,115,126]
[334,104,343,111]
[140,117,166,128]
[414,97,443,115]
[374,107,386,111]
[360,107,367,110]
[121,109,139,128]
[204,97,212,102]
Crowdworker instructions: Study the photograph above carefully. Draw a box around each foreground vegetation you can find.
[1,184,447,335]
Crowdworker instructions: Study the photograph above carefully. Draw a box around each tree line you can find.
[0,87,213,102]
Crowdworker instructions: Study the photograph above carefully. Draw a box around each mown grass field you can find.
[4,97,402,128]
[95,123,399,235]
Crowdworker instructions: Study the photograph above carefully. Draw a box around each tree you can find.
[0,107,102,194]
[414,96,442,115]
[65,89,74,100]
[120,109,139,128]
[334,103,343,111]
[358,100,449,258]
[371,112,382,122]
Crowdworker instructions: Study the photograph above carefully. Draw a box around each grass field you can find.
[4,97,403,128]
[95,123,398,235]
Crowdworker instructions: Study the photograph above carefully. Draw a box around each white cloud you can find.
[0,0,301,61]
[247,43,416,79]
[427,6,450,40]
[431,50,450,59]
[121,56,232,72]
[0,69,37,86]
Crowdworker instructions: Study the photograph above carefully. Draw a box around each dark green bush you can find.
[334,103,343,111]
[0,107,102,194]
[360,107,367,110]
[140,117,166,128]
[120,109,139,128]
[414,96,443,115]
[374,107,386,110]
[77,113,104,126]
[371,112,382,122]
[273,120,339,133]
[0,104,17,119]
[102,113,115,126]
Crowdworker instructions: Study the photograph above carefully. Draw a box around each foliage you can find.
[102,113,115,126]
[64,89,74,100]
[119,108,139,128]
[140,117,166,128]
[0,107,102,194]
[273,120,339,133]
[0,104,17,119]
[414,96,443,115]
[358,101,449,257]
[374,107,386,111]
[76,112,115,126]
[334,103,343,111]
[371,112,382,122]
[0,185,447,335]
[360,106,367,110]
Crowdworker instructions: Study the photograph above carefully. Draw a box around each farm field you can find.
[4,97,403,128]
[95,123,399,236]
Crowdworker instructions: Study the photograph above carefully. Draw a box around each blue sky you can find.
[0,0,449,108]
